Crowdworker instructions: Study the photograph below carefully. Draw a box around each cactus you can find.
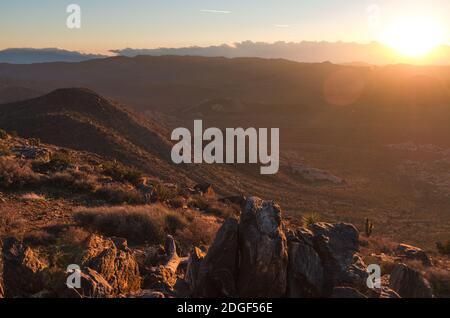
[365,218,374,237]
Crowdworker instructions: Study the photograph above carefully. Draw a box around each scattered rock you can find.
[389,264,433,298]
[66,267,113,298]
[80,235,141,296]
[331,287,367,298]
[395,244,432,266]
[11,145,51,161]
[195,218,239,297]
[287,228,325,297]
[310,223,367,292]
[2,237,47,297]
[238,197,288,297]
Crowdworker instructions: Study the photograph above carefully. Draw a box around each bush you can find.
[152,182,178,202]
[49,150,73,169]
[103,161,143,186]
[95,183,144,204]
[0,129,7,140]
[302,213,320,227]
[188,195,209,211]
[436,240,450,256]
[0,157,40,189]
[74,205,178,245]
[0,144,11,156]
[48,170,97,193]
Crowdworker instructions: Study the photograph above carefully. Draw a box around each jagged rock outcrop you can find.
[395,244,432,266]
[68,268,114,298]
[389,264,433,298]
[238,197,288,298]
[80,235,141,295]
[185,247,206,293]
[194,218,239,297]
[144,235,183,291]
[310,223,367,292]
[286,228,324,297]
[2,237,48,297]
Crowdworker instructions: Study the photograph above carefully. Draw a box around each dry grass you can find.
[20,192,46,201]
[0,157,40,189]
[95,183,144,204]
[74,204,221,250]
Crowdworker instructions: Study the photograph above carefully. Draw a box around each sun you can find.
[382,17,444,57]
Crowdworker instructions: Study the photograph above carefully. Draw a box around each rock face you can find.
[80,235,141,296]
[395,244,432,266]
[194,218,239,297]
[70,268,114,298]
[2,237,47,297]
[238,197,288,298]
[286,228,324,297]
[389,264,433,298]
[310,223,367,293]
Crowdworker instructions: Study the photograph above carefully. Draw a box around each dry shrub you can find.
[204,201,239,219]
[48,169,97,192]
[152,182,178,202]
[367,236,398,254]
[102,161,143,186]
[24,230,56,246]
[424,267,450,297]
[175,215,221,251]
[188,195,209,211]
[20,192,46,201]
[0,208,26,235]
[0,157,40,189]
[74,204,184,245]
[95,183,144,204]
[58,226,91,246]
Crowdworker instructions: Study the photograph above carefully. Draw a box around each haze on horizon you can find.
[1,0,449,64]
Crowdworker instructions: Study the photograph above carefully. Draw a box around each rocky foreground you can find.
[0,196,444,299]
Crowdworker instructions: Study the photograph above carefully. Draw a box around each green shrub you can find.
[302,213,320,227]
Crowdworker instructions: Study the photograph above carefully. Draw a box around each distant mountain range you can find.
[0,48,107,64]
[1,41,449,65]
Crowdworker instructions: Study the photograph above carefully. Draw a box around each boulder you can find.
[310,223,367,292]
[2,237,47,297]
[80,235,141,295]
[237,197,288,297]
[331,287,367,298]
[395,244,432,266]
[194,218,239,297]
[66,267,113,298]
[286,228,325,297]
[389,264,433,298]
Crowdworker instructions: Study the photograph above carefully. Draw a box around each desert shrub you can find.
[168,197,185,209]
[49,150,73,169]
[74,205,175,244]
[152,182,178,202]
[165,211,188,233]
[204,201,239,219]
[0,129,7,139]
[24,230,56,246]
[95,183,144,204]
[175,216,221,251]
[302,213,320,227]
[425,267,450,297]
[0,157,40,189]
[367,236,398,254]
[0,144,11,156]
[58,226,91,246]
[48,170,97,193]
[188,195,209,211]
[436,240,450,256]
[103,161,143,186]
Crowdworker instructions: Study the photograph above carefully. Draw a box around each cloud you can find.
[274,24,289,28]
[200,9,231,14]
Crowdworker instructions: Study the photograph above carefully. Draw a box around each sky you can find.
[1,0,449,54]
